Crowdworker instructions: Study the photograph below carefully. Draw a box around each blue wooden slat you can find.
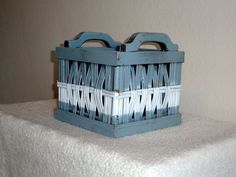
[56,47,118,65]
[56,47,184,65]
[55,108,181,138]
[117,51,184,65]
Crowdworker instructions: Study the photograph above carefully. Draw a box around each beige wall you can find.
[0,0,236,122]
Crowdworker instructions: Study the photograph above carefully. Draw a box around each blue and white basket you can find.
[54,32,184,137]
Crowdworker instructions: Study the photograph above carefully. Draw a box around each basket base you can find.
[54,109,181,138]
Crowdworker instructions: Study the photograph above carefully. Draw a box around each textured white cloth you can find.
[0,100,236,177]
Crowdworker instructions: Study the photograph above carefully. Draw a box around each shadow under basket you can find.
[54,32,184,138]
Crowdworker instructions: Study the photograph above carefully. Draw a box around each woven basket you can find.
[55,32,184,137]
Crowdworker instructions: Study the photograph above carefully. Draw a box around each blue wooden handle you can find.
[64,32,120,48]
[124,32,178,51]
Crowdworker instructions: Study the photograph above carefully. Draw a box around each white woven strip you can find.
[58,82,181,122]
[58,82,181,98]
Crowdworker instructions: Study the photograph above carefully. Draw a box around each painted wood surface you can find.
[124,32,178,51]
[56,47,184,65]
[64,32,120,48]
[55,109,181,138]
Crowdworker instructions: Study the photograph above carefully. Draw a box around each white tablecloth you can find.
[0,100,236,177]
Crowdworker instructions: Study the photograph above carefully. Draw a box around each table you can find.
[0,100,236,177]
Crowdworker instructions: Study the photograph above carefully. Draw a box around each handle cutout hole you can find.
[139,42,167,51]
[81,40,109,48]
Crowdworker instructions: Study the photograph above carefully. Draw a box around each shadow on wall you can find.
[51,51,58,99]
